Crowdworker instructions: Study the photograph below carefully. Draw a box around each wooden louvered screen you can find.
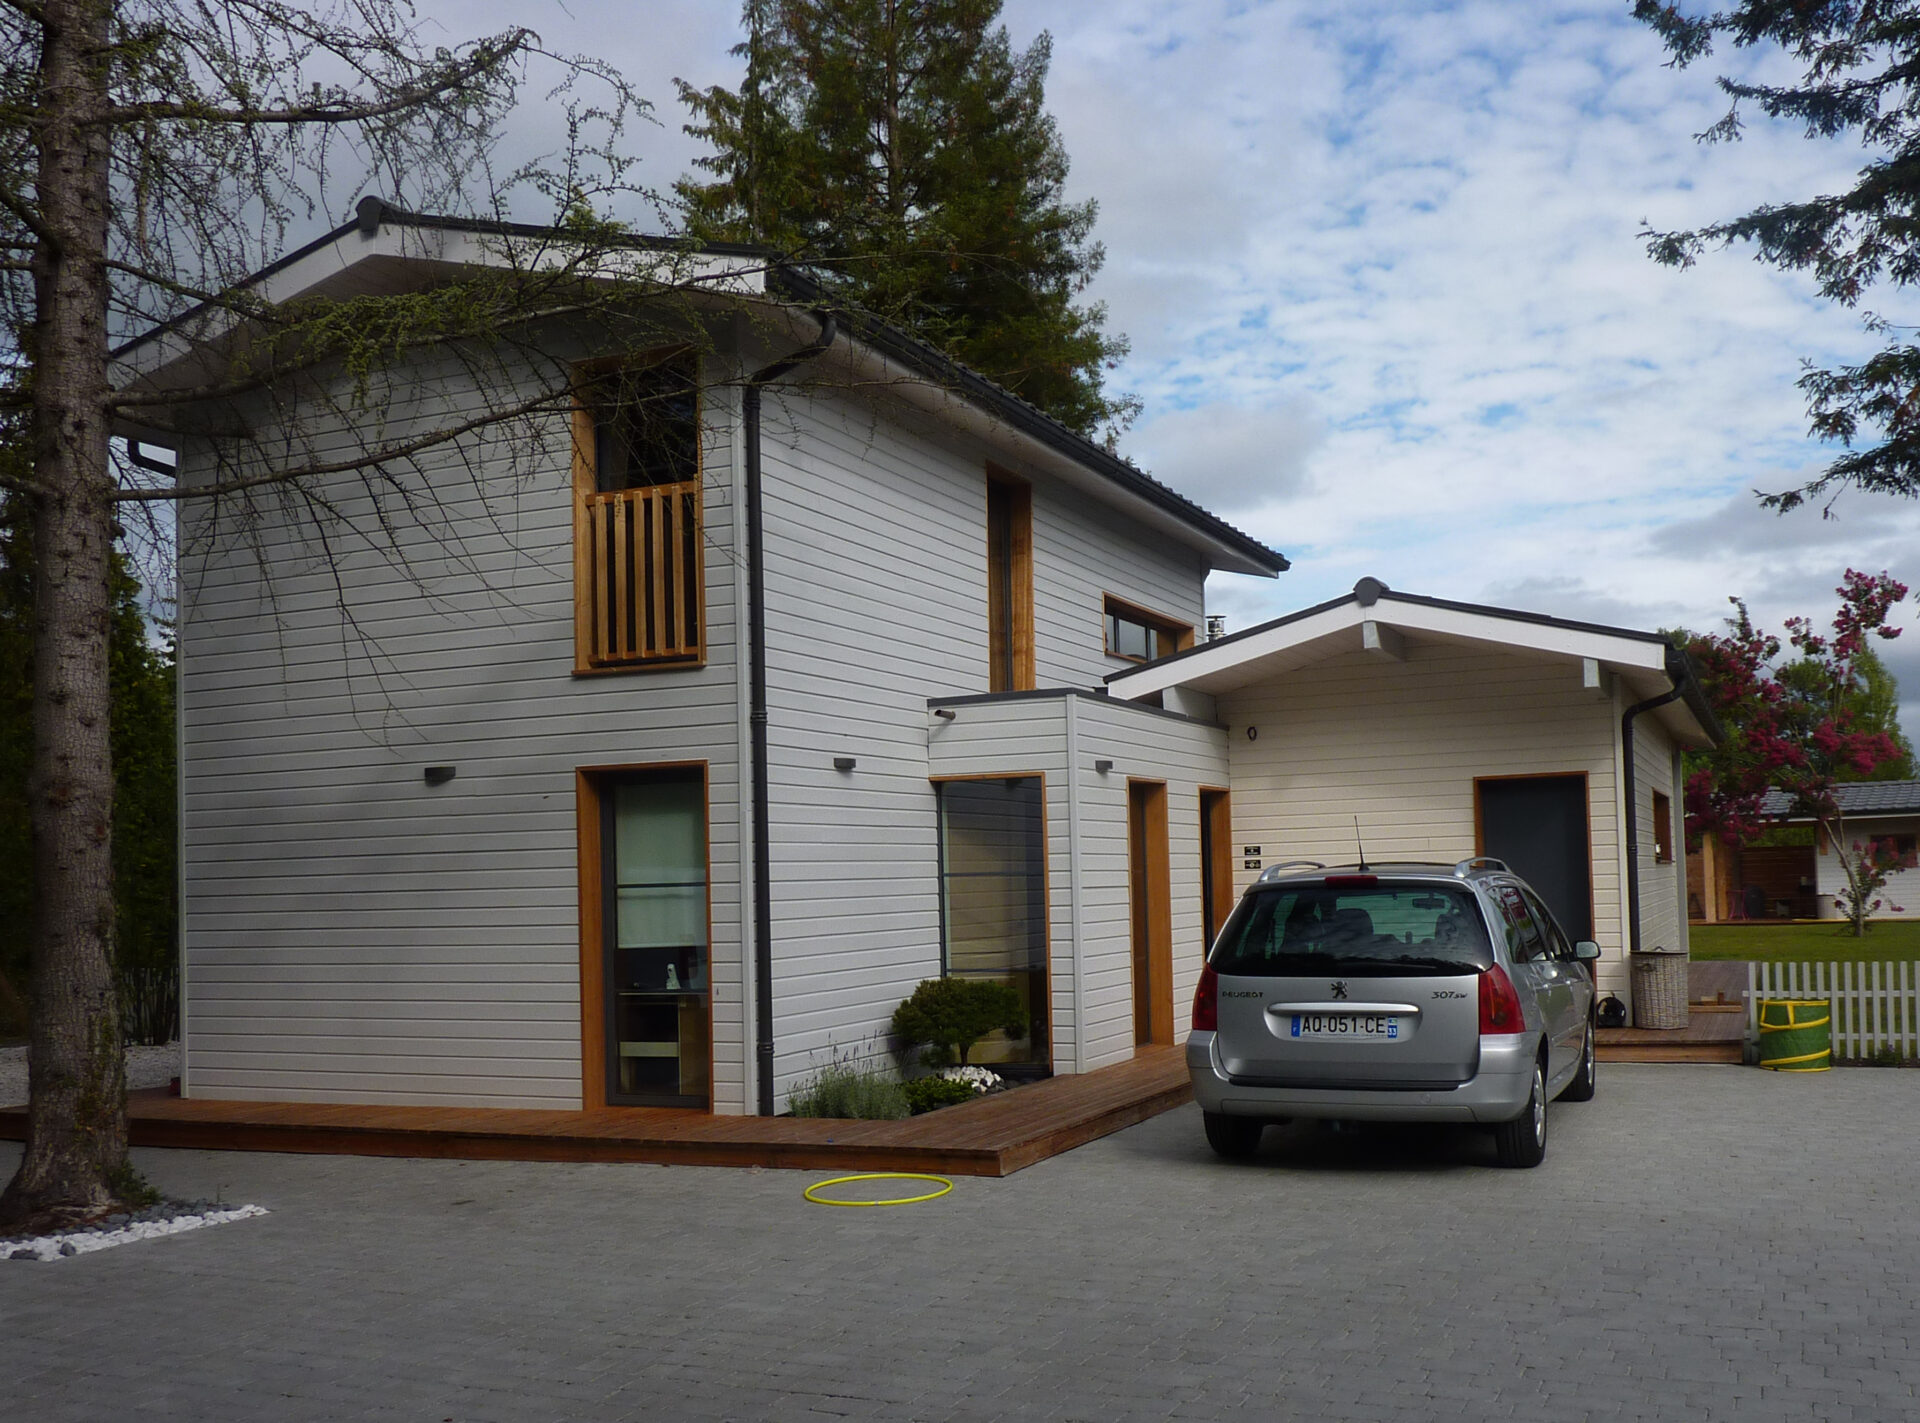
[582,480,704,667]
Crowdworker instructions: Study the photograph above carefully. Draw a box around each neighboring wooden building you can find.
[1760,782,1920,921]
[1105,579,1722,1004]
[123,205,1286,1114]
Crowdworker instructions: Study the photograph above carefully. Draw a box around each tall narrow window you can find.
[985,471,1034,691]
[937,777,1048,1068]
[1651,790,1673,864]
[603,770,710,1106]
[575,356,705,670]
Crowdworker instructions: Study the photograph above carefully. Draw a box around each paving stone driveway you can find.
[3,1064,1916,1422]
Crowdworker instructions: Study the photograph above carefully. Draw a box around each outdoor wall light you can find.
[833,757,857,772]
[423,766,457,786]
[1093,759,1114,774]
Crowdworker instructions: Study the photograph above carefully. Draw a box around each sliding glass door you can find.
[603,770,710,1106]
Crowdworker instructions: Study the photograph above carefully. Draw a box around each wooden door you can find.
[1128,780,1173,1046]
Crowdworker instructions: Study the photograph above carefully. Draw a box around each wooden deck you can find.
[0,1046,1192,1179]
[1597,1005,1747,1064]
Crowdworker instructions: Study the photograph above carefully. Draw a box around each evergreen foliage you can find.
[677,0,1133,436]
[900,1075,977,1114]
[1635,1,1920,508]
[890,977,1025,1067]
[0,430,177,1046]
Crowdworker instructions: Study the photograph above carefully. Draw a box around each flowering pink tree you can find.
[1685,570,1910,936]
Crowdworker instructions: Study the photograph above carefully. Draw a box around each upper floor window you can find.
[986,469,1035,692]
[574,356,705,671]
[1104,595,1192,664]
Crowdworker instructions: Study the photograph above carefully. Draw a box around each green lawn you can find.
[1690,919,1920,962]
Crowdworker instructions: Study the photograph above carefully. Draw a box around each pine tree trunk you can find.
[0,0,129,1234]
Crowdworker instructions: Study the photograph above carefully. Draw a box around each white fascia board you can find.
[831,340,1275,576]
[1110,596,1671,701]
[113,223,768,390]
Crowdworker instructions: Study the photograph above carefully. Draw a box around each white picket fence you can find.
[1745,960,1920,1060]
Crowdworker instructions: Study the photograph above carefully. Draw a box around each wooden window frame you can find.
[1103,593,1195,666]
[930,771,1054,1073]
[1199,787,1234,954]
[1652,790,1674,865]
[572,352,707,675]
[1128,778,1175,1047]
[576,761,715,1111]
[985,467,1035,693]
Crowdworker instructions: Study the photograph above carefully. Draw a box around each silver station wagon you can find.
[1187,858,1600,1168]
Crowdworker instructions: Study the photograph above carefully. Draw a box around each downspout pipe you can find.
[1620,646,1695,955]
[745,310,837,1116]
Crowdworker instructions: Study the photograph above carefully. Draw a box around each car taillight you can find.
[1192,964,1219,1032]
[1478,964,1526,1035]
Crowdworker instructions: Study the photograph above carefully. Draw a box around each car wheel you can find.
[1203,1111,1264,1160]
[1561,1017,1597,1102]
[1494,1061,1548,1168]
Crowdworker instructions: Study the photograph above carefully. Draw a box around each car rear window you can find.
[1209,881,1495,977]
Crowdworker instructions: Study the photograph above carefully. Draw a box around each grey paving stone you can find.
[3,1065,1920,1420]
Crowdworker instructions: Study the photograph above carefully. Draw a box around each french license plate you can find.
[1291,1013,1401,1040]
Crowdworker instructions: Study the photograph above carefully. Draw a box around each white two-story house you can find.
[125,202,1287,1115]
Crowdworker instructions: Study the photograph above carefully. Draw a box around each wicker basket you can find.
[1629,948,1689,1030]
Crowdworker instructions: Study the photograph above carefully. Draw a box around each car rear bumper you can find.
[1186,1031,1538,1124]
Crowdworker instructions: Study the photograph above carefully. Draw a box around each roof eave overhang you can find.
[111,211,1288,580]
[1108,591,1721,748]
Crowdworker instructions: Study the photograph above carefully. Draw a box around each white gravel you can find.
[0,1041,180,1107]
[2,1204,268,1261]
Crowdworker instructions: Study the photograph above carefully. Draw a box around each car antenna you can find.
[1354,816,1371,872]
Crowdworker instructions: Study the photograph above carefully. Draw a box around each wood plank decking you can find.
[1596,1005,1747,1064]
[0,1045,1193,1179]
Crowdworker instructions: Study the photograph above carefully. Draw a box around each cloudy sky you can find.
[440,0,1920,734]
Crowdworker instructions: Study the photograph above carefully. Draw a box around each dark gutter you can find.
[927,685,1225,731]
[1621,645,1706,955]
[769,268,1287,578]
[745,311,838,1117]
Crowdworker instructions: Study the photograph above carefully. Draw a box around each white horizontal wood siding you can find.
[1069,697,1230,1071]
[1030,488,1208,688]
[927,692,1229,1074]
[754,378,1214,1102]
[178,346,748,1110]
[1215,640,1633,997]
[1632,716,1684,957]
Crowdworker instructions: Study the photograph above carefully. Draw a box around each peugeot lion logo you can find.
[1330,981,1349,1001]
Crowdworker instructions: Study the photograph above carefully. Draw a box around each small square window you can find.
[1652,791,1673,864]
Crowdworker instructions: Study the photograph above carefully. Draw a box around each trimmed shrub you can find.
[788,1061,911,1120]
[901,1076,978,1115]
[891,978,1025,1066]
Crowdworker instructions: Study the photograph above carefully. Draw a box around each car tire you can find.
[1203,1111,1264,1160]
[1561,1018,1597,1102]
[1493,1060,1548,1168]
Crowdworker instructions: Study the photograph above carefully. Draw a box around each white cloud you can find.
[392,4,1920,739]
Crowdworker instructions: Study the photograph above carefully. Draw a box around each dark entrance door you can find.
[1477,775,1593,942]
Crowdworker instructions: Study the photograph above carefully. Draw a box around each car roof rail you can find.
[1452,856,1510,877]
[1257,860,1327,882]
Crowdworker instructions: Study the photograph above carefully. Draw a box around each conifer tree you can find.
[676,0,1133,436]
[1636,1,1920,509]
